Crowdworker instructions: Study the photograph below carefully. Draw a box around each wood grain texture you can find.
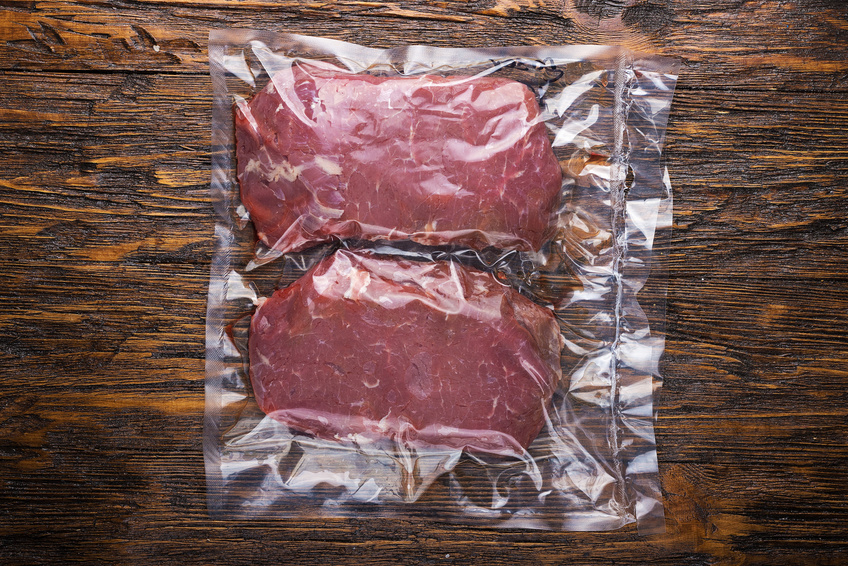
[1,0,847,89]
[1,0,848,564]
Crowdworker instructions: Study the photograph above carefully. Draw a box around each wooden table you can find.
[2,1,846,564]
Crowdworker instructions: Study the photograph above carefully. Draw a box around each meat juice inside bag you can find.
[206,31,679,533]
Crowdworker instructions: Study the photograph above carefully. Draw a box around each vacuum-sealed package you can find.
[205,30,679,533]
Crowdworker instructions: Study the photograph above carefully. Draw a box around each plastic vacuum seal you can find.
[205,30,679,533]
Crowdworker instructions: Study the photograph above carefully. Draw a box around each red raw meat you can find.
[248,250,564,456]
[235,61,563,254]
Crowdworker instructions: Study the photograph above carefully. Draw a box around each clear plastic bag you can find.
[205,30,679,533]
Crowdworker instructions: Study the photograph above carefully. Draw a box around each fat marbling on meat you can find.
[248,250,564,456]
[236,61,563,254]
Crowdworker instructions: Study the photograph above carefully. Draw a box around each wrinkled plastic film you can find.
[205,30,678,532]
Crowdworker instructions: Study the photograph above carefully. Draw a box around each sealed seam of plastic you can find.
[205,29,679,533]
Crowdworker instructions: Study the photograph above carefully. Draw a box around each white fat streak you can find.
[269,160,302,182]
[314,155,342,176]
[257,352,272,366]
[343,268,371,300]
[243,157,302,182]
[243,158,263,176]
[246,154,345,219]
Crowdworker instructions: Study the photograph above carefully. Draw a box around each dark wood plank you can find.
[1,73,846,279]
[1,0,847,564]
[1,0,847,91]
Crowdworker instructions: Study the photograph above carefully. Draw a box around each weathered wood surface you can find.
[1,0,847,564]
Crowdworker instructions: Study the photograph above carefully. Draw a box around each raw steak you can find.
[248,250,564,456]
[235,61,563,254]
